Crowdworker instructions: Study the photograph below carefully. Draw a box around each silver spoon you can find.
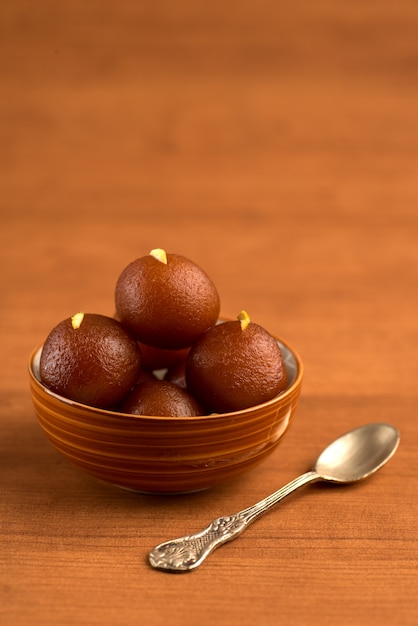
[149,422,400,572]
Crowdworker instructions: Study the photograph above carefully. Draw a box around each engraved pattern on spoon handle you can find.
[148,514,249,572]
[149,471,320,572]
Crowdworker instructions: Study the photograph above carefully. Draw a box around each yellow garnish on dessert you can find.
[71,311,85,330]
[238,310,250,330]
[149,248,167,264]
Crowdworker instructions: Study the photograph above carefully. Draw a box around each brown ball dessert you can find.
[118,379,203,417]
[185,311,288,413]
[40,312,141,409]
[114,248,220,350]
[137,341,190,372]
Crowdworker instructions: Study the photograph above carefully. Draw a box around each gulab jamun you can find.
[118,379,203,417]
[185,312,288,413]
[40,312,141,409]
[137,341,190,372]
[114,249,220,350]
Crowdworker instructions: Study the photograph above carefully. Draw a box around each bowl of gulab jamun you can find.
[28,249,303,494]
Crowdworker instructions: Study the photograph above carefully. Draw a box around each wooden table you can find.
[1,2,417,624]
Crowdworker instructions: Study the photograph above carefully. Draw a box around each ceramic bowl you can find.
[28,335,303,494]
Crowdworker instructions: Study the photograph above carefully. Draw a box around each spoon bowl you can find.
[149,422,400,572]
[314,422,400,483]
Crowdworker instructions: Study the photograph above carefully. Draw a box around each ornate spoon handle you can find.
[149,471,319,572]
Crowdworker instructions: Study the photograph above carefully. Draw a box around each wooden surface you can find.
[1,1,418,624]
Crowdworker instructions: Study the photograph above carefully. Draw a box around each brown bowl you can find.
[28,335,303,494]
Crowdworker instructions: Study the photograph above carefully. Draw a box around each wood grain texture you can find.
[1,1,417,625]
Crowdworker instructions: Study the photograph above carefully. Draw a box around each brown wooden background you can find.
[1,2,417,625]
